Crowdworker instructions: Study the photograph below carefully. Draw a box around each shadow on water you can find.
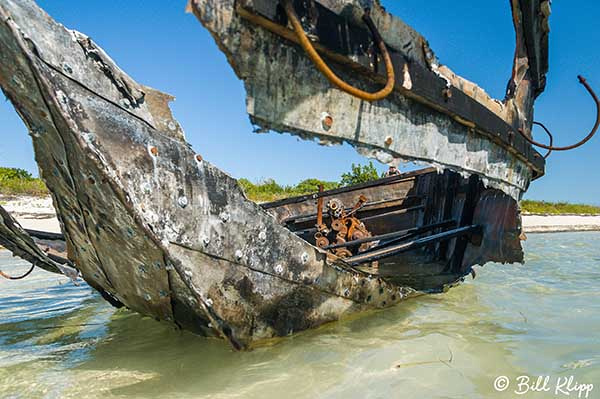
[1,232,599,398]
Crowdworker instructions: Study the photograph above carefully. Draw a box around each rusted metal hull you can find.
[0,0,537,350]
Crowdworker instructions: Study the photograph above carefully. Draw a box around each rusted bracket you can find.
[262,170,423,209]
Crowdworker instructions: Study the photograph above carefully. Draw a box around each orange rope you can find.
[282,0,395,102]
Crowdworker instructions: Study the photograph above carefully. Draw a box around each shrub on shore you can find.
[340,162,379,187]
[0,167,49,197]
[520,200,600,215]
[238,178,340,203]
[238,162,381,202]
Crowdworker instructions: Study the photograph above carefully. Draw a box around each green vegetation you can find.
[0,167,48,197]
[2,165,598,215]
[238,178,340,203]
[340,162,379,187]
[520,200,600,215]
[238,162,382,202]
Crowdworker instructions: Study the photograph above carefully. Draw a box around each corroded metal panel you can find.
[463,190,524,267]
[189,0,548,198]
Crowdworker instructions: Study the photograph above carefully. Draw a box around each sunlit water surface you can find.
[1,232,599,398]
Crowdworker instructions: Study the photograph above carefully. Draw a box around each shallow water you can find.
[1,232,599,399]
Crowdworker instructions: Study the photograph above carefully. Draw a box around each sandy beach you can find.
[2,195,599,235]
[522,214,600,233]
[0,195,61,233]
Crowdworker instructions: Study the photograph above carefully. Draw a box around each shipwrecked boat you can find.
[0,0,597,349]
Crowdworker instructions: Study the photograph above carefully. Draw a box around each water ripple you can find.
[0,232,599,398]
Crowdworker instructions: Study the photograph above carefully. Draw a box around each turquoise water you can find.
[0,232,599,398]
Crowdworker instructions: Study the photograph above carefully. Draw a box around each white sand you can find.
[13,217,62,233]
[2,195,599,235]
[0,195,61,233]
[0,195,55,217]
[522,214,600,233]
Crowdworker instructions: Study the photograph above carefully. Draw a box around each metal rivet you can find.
[11,76,24,89]
[321,113,333,131]
[178,196,188,208]
[442,88,452,100]
[220,212,230,223]
[301,252,309,264]
[235,250,243,260]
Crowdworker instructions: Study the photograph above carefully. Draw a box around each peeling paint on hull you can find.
[189,0,548,198]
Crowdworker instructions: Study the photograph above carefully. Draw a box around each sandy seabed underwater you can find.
[0,232,599,399]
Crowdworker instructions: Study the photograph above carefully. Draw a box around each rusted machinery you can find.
[314,191,374,258]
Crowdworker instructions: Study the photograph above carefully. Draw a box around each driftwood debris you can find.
[0,205,76,278]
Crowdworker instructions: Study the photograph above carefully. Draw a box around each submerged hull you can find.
[0,0,544,349]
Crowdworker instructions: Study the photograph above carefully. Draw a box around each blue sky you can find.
[1,1,598,204]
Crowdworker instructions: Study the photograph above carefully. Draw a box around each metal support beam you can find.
[324,219,457,250]
[344,225,482,266]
